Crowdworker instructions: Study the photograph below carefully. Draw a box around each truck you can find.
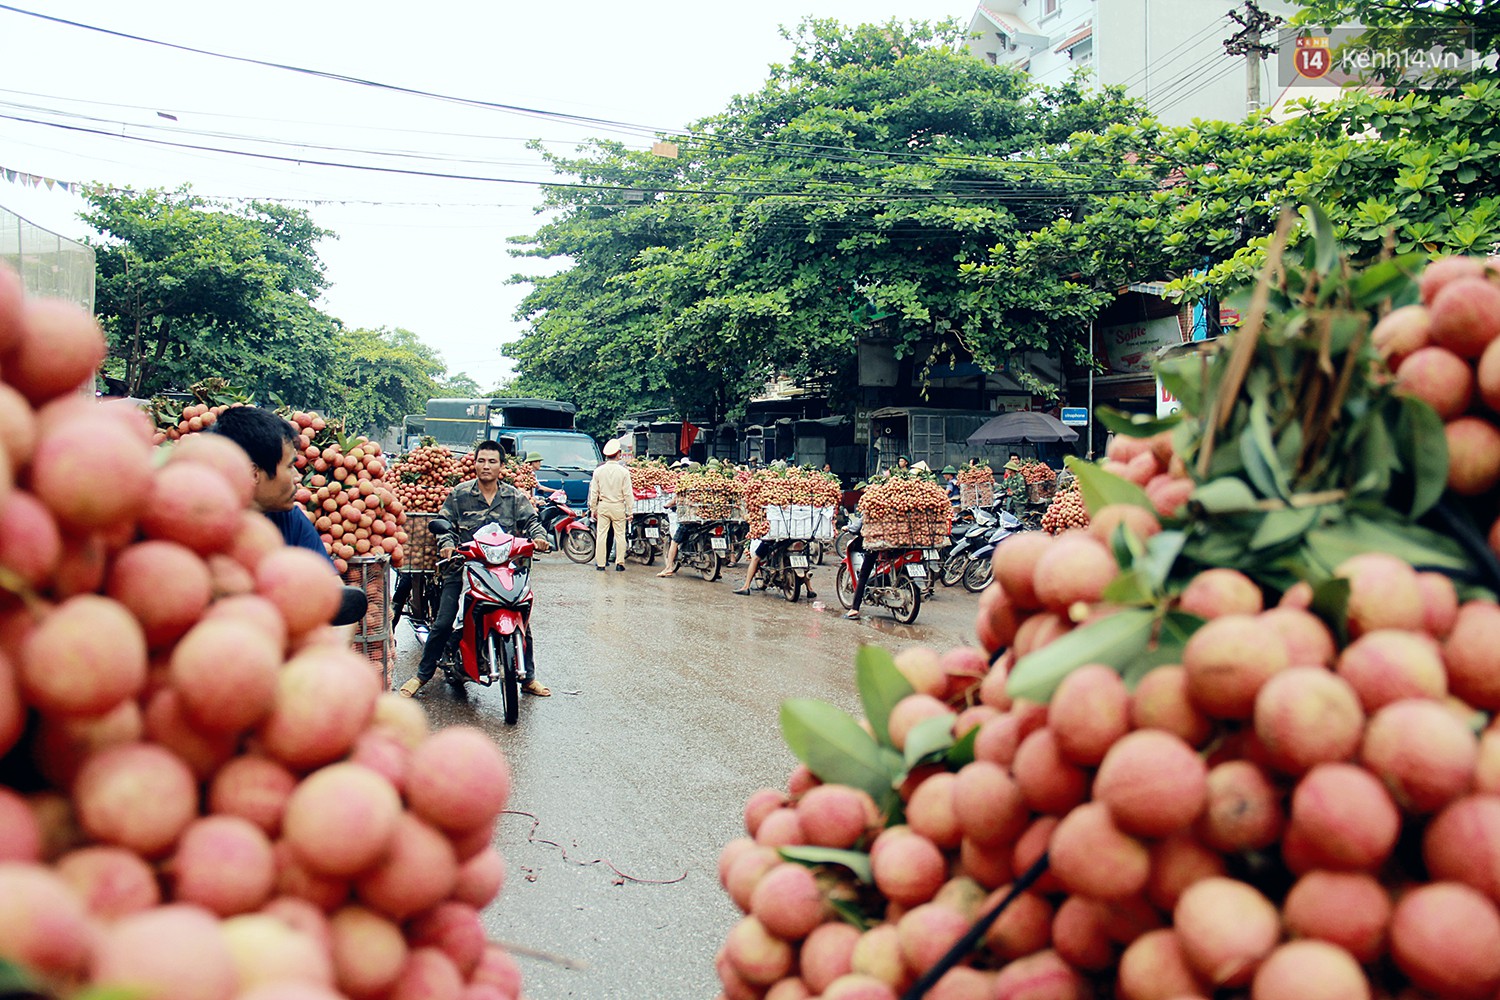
[421,398,602,507]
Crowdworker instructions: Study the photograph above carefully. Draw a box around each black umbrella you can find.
[966,410,1079,445]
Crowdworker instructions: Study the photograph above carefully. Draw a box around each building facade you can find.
[965,0,1295,126]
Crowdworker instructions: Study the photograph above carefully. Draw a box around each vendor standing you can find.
[940,465,960,502]
[1001,458,1028,516]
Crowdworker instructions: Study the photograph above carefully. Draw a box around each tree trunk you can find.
[137,318,172,396]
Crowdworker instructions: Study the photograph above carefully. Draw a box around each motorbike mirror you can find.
[333,585,368,626]
[427,518,453,536]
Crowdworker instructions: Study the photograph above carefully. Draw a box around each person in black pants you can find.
[842,532,877,620]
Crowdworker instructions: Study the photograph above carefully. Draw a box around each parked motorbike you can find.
[626,511,667,566]
[424,517,539,726]
[940,508,1021,588]
[534,489,596,565]
[673,520,736,581]
[833,516,925,624]
[940,512,997,587]
[961,513,1023,593]
[749,538,819,603]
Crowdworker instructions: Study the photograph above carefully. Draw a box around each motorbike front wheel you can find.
[891,577,923,624]
[962,557,994,594]
[491,632,520,726]
[940,550,968,588]
[563,529,596,564]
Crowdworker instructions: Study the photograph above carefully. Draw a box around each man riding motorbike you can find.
[400,440,552,698]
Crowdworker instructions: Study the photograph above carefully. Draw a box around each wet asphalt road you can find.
[392,552,982,1000]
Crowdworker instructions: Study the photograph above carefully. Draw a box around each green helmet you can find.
[942,465,958,475]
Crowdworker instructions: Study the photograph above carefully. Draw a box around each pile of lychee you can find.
[389,446,461,513]
[1040,482,1088,535]
[285,413,408,574]
[718,493,1500,999]
[150,400,235,444]
[1376,255,1500,550]
[0,268,523,1000]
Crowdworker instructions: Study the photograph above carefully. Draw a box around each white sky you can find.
[0,0,967,390]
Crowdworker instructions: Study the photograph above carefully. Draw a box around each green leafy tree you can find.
[323,327,446,435]
[965,81,1500,331]
[81,187,334,398]
[435,371,484,397]
[508,18,1145,423]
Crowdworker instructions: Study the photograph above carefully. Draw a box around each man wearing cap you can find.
[1001,458,1028,516]
[941,465,960,502]
[589,439,634,571]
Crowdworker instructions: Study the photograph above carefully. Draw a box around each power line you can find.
[1153,57,1249,117]
[1,112,1156,206]
[0,3,1142,179]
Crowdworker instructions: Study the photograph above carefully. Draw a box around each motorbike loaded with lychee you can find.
[426,517,537,725]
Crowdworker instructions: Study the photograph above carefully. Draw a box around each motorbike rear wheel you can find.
[891,577,922,624]
[492,632,520,726]
[626,536,657,566]
[962,557,993,594]
[696,550,721,582]
[783,572,802,604]
[563,529,596,564]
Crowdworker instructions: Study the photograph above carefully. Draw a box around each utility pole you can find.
[1224,0,1282,114]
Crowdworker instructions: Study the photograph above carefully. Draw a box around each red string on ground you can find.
[501,810,689,886]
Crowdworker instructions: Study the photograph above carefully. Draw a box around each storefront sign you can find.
[1156,374,1182,418]
[1100,315,1184,375]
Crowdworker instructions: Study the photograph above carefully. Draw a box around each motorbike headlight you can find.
[479,540,513,564]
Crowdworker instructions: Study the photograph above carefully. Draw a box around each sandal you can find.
[733,587,751,596]
[522,679,552,697]
[843,610,861,620]
[398,678,423,698]
[657,568,676,577]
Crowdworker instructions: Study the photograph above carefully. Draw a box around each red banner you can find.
[679,420,701,455]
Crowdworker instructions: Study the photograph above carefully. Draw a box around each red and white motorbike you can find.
[428,518,537,725]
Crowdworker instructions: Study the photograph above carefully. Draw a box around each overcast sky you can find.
[0,0,969,390]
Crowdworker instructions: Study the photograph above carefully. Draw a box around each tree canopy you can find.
[965,80,1500,320]
[82,187,468,433]
[506,18,1146,428]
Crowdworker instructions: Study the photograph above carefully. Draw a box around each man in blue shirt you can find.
[212,406,333,564]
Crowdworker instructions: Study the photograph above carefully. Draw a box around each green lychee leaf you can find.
[1065,455,1152,517]
[902,714,957,769]
[1007,608,1157,703]
[780,699,902,812]
[778,846,873,884]
[854,645,914,749]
